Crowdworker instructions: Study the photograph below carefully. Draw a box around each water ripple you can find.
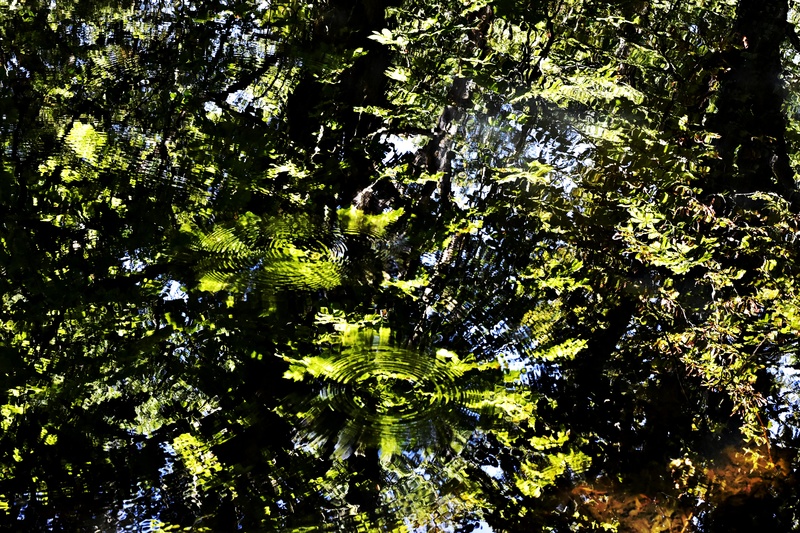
[288,346,488,459]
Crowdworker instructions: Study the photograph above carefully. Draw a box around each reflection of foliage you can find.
[281,312,496,460]
[184,207,407,293]
[3,0,800,530]
[185,211,345,293]
[338,207,405,238]
[171,432,225,495]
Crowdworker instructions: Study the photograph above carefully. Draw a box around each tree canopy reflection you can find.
[2,0,800,531]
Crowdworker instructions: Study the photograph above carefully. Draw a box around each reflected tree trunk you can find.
[707,0,796,202]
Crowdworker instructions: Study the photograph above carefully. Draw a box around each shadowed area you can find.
[1,0,800,531]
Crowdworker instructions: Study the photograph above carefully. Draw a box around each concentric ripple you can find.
[323,347,465,423]
[292,346,489,457]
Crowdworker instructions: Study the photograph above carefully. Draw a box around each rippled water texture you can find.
[3,1,800,531]
[286,337,495,459]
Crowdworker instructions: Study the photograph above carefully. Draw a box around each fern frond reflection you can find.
[185,211,345,292]
[280,319,507,461]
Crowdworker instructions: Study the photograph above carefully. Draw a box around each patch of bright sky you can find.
[162,280,188,301]
[769,353,800,439]
[480,464,503,481]
[121,253,147,272]
[420,252,438,267]
[226,89,251,112]
[384,133,425,163]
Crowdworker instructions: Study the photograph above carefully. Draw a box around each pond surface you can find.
[2,1,800,531]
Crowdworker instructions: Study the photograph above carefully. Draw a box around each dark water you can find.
[2,1,800,531]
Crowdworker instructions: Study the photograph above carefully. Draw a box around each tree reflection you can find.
[2,0,800,531]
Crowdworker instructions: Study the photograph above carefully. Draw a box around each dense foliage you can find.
[2,0,800,531]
